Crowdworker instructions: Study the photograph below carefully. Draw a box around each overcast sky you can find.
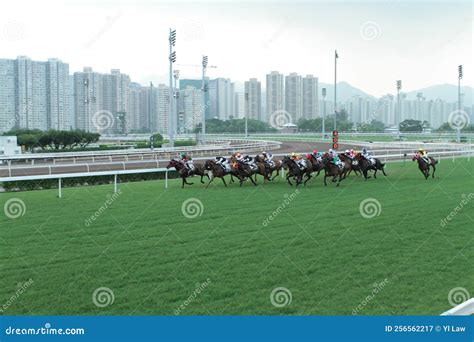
[1,0,472,97]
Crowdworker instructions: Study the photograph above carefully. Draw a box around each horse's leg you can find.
[373,169,377,179]
[324,174,329,186]
[222,176,228,187]
[286,173,293,186]
[206,177,214,188]
[272,169,279,180]
[182,177,185,188]
[336,174,343,187]
[431,164,436,178]
[250,175,258,186]
[303,173,312,185]
[200,175,205,183]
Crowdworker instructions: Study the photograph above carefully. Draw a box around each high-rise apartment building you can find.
[244,78,262,121]
[266,71,285,122]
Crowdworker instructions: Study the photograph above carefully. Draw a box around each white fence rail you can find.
[441,299,474,316]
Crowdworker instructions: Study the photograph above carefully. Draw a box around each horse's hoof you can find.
[336,183,340,187]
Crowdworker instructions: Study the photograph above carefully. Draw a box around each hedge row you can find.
[1,170,180,192]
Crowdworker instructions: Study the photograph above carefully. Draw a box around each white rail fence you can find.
[1,149,472,198]
[441,299,474,316]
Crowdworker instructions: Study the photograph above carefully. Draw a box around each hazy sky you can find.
[1,0,472,97]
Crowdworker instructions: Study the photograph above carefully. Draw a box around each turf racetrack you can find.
[1,159,472,315]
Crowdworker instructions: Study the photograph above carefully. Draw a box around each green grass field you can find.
[1,159,473,315]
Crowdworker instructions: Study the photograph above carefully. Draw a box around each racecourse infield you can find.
[0,158,472,315]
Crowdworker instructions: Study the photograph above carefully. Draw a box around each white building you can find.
[244,78,262,121]
[266,71,285,122]
[0,56,69,132]
[285,73,303,122]
[209,78,235,120]
[302,75,319,119]
[0,136,21,156]
[234,92,245,119]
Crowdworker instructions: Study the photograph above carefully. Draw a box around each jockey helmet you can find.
[345,149,350,154]
[362,148,367,153]
[313,149,318,154]
[262,151,267,155]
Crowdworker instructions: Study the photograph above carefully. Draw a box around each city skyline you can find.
[1,0,472,98]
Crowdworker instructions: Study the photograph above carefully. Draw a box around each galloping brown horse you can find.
[230,159,258,186]
[281,156,305,186]
[166,159,209,188]
[321,153,345,186]
[412,153,438,179]
[254,155,283,181]
[353,153,386,180]
[204,159,238,188]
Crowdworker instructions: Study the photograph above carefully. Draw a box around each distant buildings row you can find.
[0,56,471,134]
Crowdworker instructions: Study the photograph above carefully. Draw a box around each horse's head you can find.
[412,153,420,161]
[204,159,214,170]
[166,159,179,169]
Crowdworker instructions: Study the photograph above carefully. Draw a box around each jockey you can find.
[361,148,375,165]
[215,156,230,172]
[179,152,194,171]
[291,152,306,170]
[262,151,275,167]
[328,149,342,168]
[417,148,430,163]
[312,149,323,161]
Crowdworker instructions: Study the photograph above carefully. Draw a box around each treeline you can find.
[297,110,356,132]
[4,129,100,151]
[194,118,277,133]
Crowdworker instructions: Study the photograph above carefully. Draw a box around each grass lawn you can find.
[0,159,473,315]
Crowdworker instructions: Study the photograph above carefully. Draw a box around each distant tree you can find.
[399,119,423,132]
[357,120,385,133]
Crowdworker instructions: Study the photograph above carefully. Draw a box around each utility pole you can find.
[334,50,338,132]
[322,87,326,139]
[174,69,180,138]
[168,28,176,147]
[201,55,208,144]
[457,65,463,143]
[397,80,402,140]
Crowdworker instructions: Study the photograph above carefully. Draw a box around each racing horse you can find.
[281,156,305,186]
[204,159,238,188]
[166,159,209,188]
[354,153,387,180]
[254,155,283,181]
[321,153,345,186]
[412,153,437,179]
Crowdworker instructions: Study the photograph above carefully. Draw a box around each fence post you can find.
[114,174,118,193]
[58,178,62,198]
[165,169,168,189]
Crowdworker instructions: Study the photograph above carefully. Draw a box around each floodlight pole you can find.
[397,80,402,140]
[168,28,176,147]
[201,55,208,145]
[322,87,326,139]
[457,65,463,143]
